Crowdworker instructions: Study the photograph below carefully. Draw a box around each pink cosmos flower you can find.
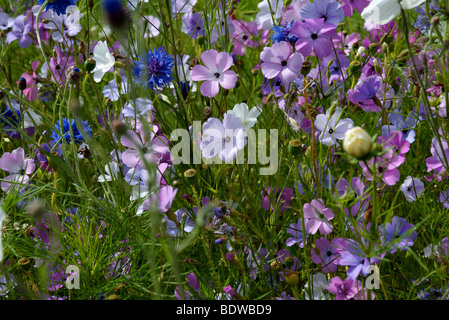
[191,49,237,98]
[0,147,35,192]
[303,198,334,235]
[260,41,303,86]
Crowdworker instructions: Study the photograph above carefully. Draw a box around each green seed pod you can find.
[84,58,96,72]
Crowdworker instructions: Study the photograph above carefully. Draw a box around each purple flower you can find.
[327,276,363,300]
[6,15,33,48]
[300,0,345,26]
[181,11,204,39]
[314,107,354,146]
[381,111,418,144]
[359,147,403,186]
[335,177,370,217]
[260,41,303,86]
[426,136,449,177]
[191,49,237,98]
[162,208,195,237]
[200,114,247,162]
[400,176,424,202]
[340,0,371,17]
[381,216,417,253]
[261,187,294,213]
[137,185,178,215]
[339,238,384,280]
[0,12,14,30]
[311,237,344,273]
[120,124,170,168]
[347,74,394,112]
[0,147,35,192]
[303,198,334,235]
[291,18,337,58]
[231,20,259,56]
[286,219,308,248]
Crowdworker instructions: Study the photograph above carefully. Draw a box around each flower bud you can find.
[288,139,302,156]
[343,127,373,159]
[285,273,299,287]
[84,58,96,72]
[301,60,312,76]
[284,256,295,269]
[18,77,26,91]
[183,168,197,183]
[66,66,81,83]
[112,119,127,136]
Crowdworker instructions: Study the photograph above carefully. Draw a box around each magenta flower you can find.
[303,198,334,235]
[231,20,259,56]
[340,0,371,17]
[49,49,76,84]
[291,18,337,58]
[261,187,294,213]
[121,124,170,168]
[191,49,237,98]
[260,41,303,86]
[18,61,40,101]
[0,147,35,192]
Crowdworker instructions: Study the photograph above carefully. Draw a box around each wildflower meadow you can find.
[1,0,449,304]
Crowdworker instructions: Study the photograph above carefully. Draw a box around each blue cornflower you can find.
[271,22,298,44]
[133,47,174,91]
[0,107,22,126]
[103,0,129,27]
[51,118,92,145]
[37,0,78,16]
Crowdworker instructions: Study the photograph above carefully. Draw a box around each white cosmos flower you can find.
[361,0,426,26]
[98,162,120,182]
[23,110,42,128]
[92,41,115,82]
[224,103,262,131]
[256,0,283,30]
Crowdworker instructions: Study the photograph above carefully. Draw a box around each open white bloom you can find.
[256,0,283,30]
[98,162,120,182]
[304,273,331,300]
[0,207,5,262]
[343,127,373,159]
[361,0,426,26]
[224,103,261,130]
[92,41,115,82]
[23,110,43,128]
[144,15,160,38]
